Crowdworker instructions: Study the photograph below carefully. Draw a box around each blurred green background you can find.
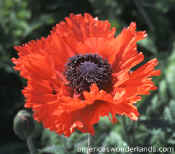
[0,0,175,154]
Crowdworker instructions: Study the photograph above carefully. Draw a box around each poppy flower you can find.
[12,13,160,137]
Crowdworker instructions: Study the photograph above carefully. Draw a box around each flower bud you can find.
[13,110,36,140]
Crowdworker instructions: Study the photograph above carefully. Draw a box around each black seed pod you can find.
[64,53,112,94]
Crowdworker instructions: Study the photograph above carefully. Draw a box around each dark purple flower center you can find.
[64,54,112,94]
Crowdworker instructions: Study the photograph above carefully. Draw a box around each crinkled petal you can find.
[52,13,115,43]
[113,58,160,104]
[51,84,139,136]
[111,22,146,72]
[52,13,116,60]
[12,33,75,75]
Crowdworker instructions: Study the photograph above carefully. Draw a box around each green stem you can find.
[87,134,91,154]
[26,136,37,154]
[122,117,132,146]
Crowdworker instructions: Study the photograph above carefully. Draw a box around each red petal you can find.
[111,22,146,72]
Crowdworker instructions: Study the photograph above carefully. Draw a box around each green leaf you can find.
[169,100,175,119]
[150,129,165,146]
[39,145,64,154]
[159,80,168,103]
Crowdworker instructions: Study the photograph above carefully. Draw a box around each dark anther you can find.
[64,54,112,94]
[52,89,57,95]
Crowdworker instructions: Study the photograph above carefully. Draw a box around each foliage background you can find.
[0,0,175,153]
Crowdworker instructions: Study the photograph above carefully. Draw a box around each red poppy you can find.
[12,13,160,137]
